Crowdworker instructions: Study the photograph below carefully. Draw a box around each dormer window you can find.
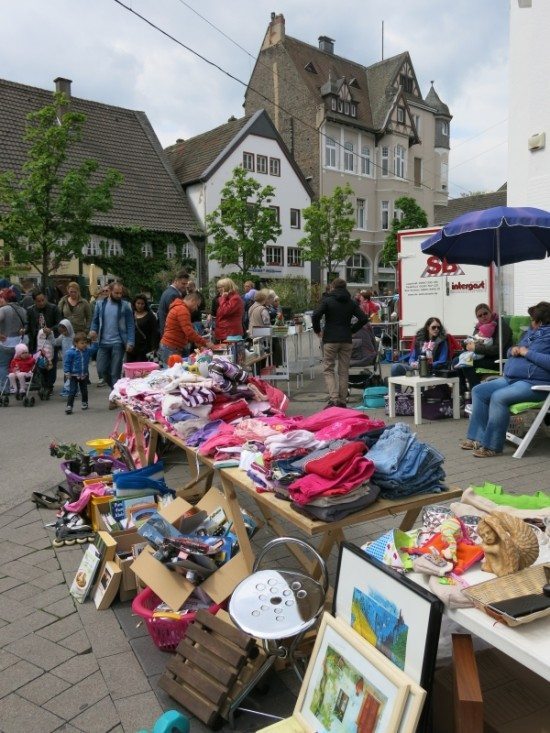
[351,103,357,117]
[338,100,343,113]
[397,106,405,123]
[331,97,337,111]
[305,61,317,74]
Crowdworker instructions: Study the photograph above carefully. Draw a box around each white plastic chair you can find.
[506,384,550,458]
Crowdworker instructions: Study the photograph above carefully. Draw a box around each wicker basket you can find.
[464,563,550,626]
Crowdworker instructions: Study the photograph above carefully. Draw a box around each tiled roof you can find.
[282,36,374,130]
[0,78,202,236]
[425,84,451,117]
[165,115,252,185]
[434,188,507,226]
[365,52,409,130]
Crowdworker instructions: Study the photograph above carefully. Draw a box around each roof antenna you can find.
[381,20,384,60]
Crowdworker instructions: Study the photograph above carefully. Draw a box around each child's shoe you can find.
[65,406,73,415]
[81,403,88,410]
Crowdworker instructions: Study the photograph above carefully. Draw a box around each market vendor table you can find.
[388,374,461,425]
[410,567,550,683]
[118,405,462,575]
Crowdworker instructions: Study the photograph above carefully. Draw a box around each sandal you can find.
[31,492,63,509]
[460,439,480,450]
[472,446,500,458]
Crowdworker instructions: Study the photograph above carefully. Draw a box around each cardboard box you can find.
[433,647,550,733]
[93,561,122,610]
[114,529,142,601]
[131,488,250,610]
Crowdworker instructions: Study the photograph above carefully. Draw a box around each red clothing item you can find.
[305,441,366,479]
[289,453,375,505]
[361,299,380,316]
[9,355,35,374]
[161,299,207,351]
[215,292,244,341]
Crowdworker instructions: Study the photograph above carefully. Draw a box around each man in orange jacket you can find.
[158,292,211,364]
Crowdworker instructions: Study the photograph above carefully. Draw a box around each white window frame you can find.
[166,243,177,260]
[361,145,372,176]
[394,145,406,179]
[182,242,196,259]
[397,106,405,123]
[331,97,337,111]
[269,205,280,224]
[441,121,449,136]
[356,198,366,230]
[351,103,357,117]
[413,114,421,135]
[107,238,123,257]
[287,247,303,267]
[257,154,268,174]
[141,242,153,258]
[265,245,284,266]
[290,208,301,229]
[83,234,101,257]
[243,152,254,171]
[325,137,336,168]
[269,157,281,176]
[344,141,354,172]
[346,253,371,285]
[381,200,390,230]
[381,146,389,176]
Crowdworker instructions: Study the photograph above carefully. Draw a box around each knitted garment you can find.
[289,453,375,505]
[264,430,323,456]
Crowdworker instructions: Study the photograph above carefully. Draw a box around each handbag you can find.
[384,392,415,416]
[421,384,453,420]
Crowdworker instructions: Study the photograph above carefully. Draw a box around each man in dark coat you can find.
[312,278,369,407]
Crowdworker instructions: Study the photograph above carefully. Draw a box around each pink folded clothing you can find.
[289,453,375,505]
[315,416,385,441]
[198,424,239,456]
[64,483,110,513]
[304,441,366,480]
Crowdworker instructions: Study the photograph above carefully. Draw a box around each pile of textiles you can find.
[366,423,446,498]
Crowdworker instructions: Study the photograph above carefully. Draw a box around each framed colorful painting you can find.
[333,542,443,690]
[296,612,416,733]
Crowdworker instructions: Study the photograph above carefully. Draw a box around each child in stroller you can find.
[8,343,36,397]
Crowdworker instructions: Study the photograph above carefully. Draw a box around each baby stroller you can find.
[347,323,383,394]
[0,361,38,407]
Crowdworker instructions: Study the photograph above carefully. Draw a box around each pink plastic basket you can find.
[132,586,223,652]
[122,362,160,379]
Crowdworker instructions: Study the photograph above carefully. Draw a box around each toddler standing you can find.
[54,318,75,396]
[8,343,35,395]
[63,332,91,415]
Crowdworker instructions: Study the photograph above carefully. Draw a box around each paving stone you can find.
[28,535,55,550]
[81,615,130,658]
[52,725,81,733]
[114,690,164,733]
[18,670,71,705]
[26,582,70,609]
[70,694,121,733]
[4,581,38,601]
[0,648,20,671]
[6,513,45,530]
[37,556,64,572]
[32,569,66,589]
[98,650,152,700]
[37,612,83,642]
[5,632,75,670]
[0,610,58,645]
[2,557,45,581]
[1,524,47,545]
[1,502,35,519]
[43,669,109,719]
[56,546,87,572]
[44,596,78,619]
[0,657,43,695]
[59,629,93,654]
[18,547,57,566]
[52,650,99,683]
[0,693,65,733]
[129,635,169,677]
[0,541,35,563]
[112,602,149,640]
[0,575,25,593]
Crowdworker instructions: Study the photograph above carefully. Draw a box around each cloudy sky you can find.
[1,0,509,198]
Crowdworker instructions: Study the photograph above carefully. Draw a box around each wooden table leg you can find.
[125,411,148,468]
[399,507,421,531]
[146,429,159,465]
[220,473,255,573]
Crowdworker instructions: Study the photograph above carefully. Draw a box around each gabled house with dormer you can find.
[245,13,452,290]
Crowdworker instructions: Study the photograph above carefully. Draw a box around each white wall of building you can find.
[188,133,311,283]
[508,1,550,314]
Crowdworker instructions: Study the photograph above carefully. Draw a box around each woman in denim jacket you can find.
[461,301,550,457]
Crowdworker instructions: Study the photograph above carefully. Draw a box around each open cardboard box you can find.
[114,529,142,601]
[130,487,250,610]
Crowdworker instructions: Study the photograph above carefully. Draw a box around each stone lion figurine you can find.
[477,511,539,577]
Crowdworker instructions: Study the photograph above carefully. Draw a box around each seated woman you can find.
[460,301,550,457]
[391,317,448,376]
[454,303,513,395]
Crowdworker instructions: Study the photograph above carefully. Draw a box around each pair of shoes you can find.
[472,446,500,458]
[53,524,96,547]
[65,406,73,415]
[9,387,16,394]
[97,379,106,388]
[460,439,480,450]
[81,403,88,410]
[31,491,63,509]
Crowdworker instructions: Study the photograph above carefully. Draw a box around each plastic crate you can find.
[122,362,160,379]
[132,586,223,652]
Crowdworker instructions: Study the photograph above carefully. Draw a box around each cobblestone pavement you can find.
[1,367,548,732]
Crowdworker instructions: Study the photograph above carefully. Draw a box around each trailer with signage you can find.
[397,228,493,339]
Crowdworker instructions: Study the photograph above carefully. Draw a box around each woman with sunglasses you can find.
[454,303,513,395]
[391,316,449,377]
[461,301,550,457]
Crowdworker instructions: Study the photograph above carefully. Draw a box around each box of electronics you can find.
[130,488,253,610]
[90,493,158,534]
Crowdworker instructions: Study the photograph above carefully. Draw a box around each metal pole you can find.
[496,229,503,375]
[381,20,384,60]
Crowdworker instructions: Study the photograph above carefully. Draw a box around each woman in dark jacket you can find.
[391,317,448,376]
[126,294,159,363]
[461,301,550,457]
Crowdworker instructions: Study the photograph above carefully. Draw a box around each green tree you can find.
[205,166,281,275]
[299,184,360,282]
[0,92,123,288]
[381,196,428,265]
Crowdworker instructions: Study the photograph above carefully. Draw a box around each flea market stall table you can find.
[119,406,462,576]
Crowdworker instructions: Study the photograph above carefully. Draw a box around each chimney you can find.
[318,36,335,54]
[54,77,72,98]
[262,12,285,50]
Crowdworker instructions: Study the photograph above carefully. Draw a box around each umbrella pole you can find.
[497,230,503,375]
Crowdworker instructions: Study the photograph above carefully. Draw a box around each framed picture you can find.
[333,542,443,691]
[296,612,419,733]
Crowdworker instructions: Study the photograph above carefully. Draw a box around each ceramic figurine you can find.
[477,511,539,577]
